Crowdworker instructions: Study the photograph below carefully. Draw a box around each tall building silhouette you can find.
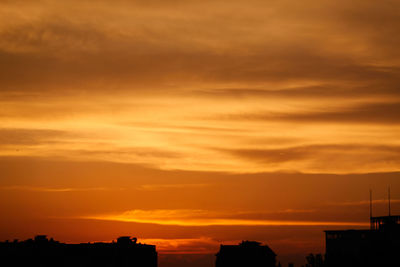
[0,235,157,267]
[324,192,400,267]
[215,240,276,267]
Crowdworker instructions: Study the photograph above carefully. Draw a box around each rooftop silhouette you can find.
[215,240,276,267]
[324,190,400,267]
[0,235,157,267]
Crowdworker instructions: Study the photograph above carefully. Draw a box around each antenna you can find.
[370,189,373,218]
[388,186,391,216]
[370,189,373,230]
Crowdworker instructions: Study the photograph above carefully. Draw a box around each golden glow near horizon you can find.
[1,0,400,265]
[84,209,370,227]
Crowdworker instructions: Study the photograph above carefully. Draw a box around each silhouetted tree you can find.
[305,253,324,267]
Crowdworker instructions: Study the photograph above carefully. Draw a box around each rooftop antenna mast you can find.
[370,189,373,218]
[388,186,391,217]
[370,189,373,229]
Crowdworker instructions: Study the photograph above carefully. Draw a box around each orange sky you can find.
[0,0,399,266]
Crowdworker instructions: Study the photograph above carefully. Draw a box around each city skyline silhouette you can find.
[1,197,399,267]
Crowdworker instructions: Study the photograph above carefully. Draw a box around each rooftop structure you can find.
[216,240,276,267]
[0,235,157,267]
[324,189,400,267]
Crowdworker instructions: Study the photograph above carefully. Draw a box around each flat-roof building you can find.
[0,235,157,267]
[216,240,276,267]
[325,215,400,267]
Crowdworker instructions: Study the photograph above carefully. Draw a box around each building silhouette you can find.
[215,240,276,267]
[324,191,400,267]
[0,235,157,267]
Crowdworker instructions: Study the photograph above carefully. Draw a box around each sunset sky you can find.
[1,0,399,266]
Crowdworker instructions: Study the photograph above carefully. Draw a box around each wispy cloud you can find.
[137,184,210,191]
[0,186,124,192]
[84,209,369,227]
[326,199,400,207]
[221,102,400,125]
[140,237,218,254]
[279,209,316,214]
[219,144,400,173]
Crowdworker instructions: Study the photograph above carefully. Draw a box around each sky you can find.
[0,0,400,266]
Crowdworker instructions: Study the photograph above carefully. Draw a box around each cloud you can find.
[220,144,400,170]
[195,82,400,101]
[326,199,400,207]
[0,128,74,145]
[140,237,217,254]
[72,148,183,160]
[232,102,400,125]
[137,184,210,191]
[84,209,369,227]
[0,185,124,192]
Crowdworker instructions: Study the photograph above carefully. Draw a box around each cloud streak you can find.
[0,185,124,192]
[223,102,400,125]
[327,199,400,207]
[137,184,210,191]
[84,209,369,227]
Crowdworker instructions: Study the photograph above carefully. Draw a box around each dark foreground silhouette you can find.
[213,212,400,267]
[216,240,276,267]
[0,236,157,267]
[324,215,400,267]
